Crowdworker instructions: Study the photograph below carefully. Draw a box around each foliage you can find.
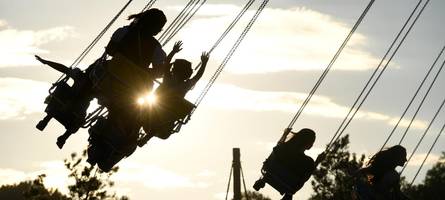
[240,190,272,200]
[0,174,69,200]
[309,134,366,200]
[0,150,128,200]
[402,152,445,200]
[64,149,126,200]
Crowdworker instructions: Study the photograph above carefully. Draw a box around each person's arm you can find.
[165,41,182,64]
[155,41,182,79]
[188,52,209,85]
[35,55,73,77]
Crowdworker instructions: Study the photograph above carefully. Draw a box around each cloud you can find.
[0,168,27,186]
[0,77,49,120]
[0,20,75,67]
[187,83,427,130]
[0,161,70,194]
[407,153,441,167]
[113,161,209,189]
[170,6,383,74]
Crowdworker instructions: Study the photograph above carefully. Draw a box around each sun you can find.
[137,92,157,106]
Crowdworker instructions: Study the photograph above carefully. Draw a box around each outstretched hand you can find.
[172,41,183,53]
[201,52,209,64]
[35,55,47,64]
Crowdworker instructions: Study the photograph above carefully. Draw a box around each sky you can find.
[1,0,445,199]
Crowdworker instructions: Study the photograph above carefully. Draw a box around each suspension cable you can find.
[401,94,445,174]
[208,0,255,54]
[159,0,197,43]
[286,0,376,129]
[51,0,133,88]
[380,44,445,151]
[398,45,445,145]
[240,165,250,200]
[141,0,157,12]
[224,166,233,200]
[326,0,429,151]
[409,118,445,186]
[162,0,208,46]
[194,0,269,109]
[70,0,133,69]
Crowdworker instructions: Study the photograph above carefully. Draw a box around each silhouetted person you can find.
[354,145,409,200]
[35,55,93,149]
[86,8,171,171]
[138,51,209,146]
[254,128,325,200]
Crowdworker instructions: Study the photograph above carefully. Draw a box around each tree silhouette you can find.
[240,190,272,200]
[0,174,69,200]
[64,150,127,200]
[309,135,366,200]
[403,152,445,200]
[0,150,128,200]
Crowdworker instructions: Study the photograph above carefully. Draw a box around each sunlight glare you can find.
[137,97,145,105]
[146,93,157,105]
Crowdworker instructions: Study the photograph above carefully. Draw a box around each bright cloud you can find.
[187,82,427,130]
[172,5,382,74]
[113,161,209,189]
[407,153,441,167]
[0,20,75,67]
[0,168,27,186]
[0,161,70,194]
[0,77,49,120]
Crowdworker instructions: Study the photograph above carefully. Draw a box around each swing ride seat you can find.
[36,81,90,132]
[141,95,196,139]
[87,116,138,172]
[256,152,305,195]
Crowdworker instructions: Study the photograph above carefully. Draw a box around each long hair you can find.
[128,8,166,32]
[366,145,406,184]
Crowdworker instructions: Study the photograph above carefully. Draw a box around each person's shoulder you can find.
[302,154,315,168]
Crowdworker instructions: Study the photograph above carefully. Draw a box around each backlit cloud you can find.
[0,161,69,194]
[169,5,383,74]
[0,20,75,67]
[187,83,427,130]
[0,77,49,120]
[407,153,441,167]
[113,161,209,189]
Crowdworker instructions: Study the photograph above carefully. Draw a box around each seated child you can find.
[35,55,93,149]
[138,51,209,146]
[253,128,326,200]
[354,145,410,200]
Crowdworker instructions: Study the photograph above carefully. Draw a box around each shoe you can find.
[253,178,266,191]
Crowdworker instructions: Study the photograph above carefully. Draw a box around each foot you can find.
[253,178,266,191]
[36,120,47,131]
[36,115,51,131]
[56,135,67,149]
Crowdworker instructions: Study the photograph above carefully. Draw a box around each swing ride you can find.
[33,0,445,199]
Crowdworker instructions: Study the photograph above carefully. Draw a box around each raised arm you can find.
[189,52,209,85]
[165,41,182,64]
[160,41,182,77]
